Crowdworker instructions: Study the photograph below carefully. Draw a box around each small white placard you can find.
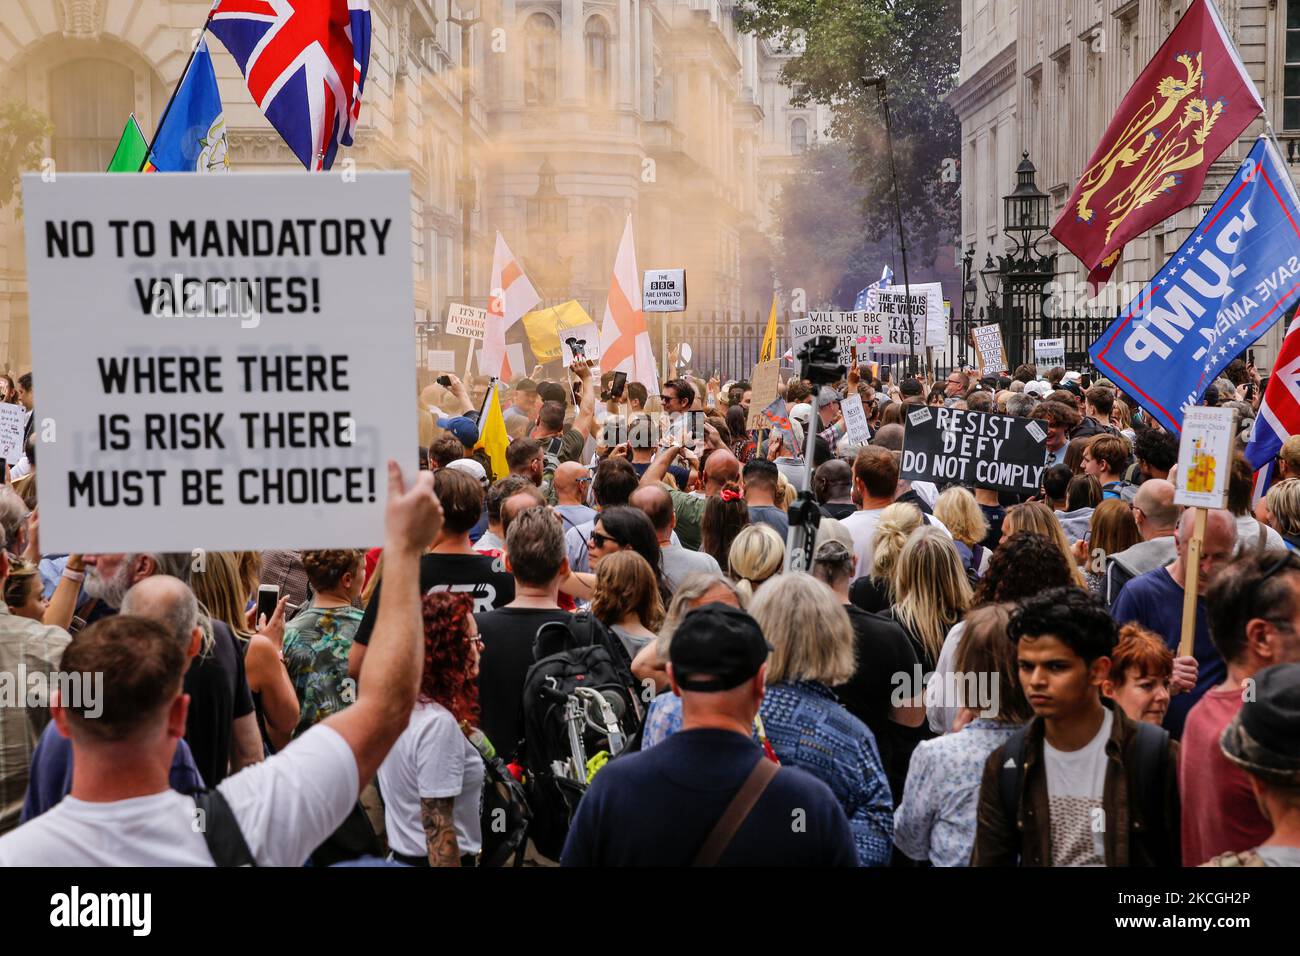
[642,269,687,312]
[446,303,488,340]
[840,394,872,445]
[1175,406,1236,509]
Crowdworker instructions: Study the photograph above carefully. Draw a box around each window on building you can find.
[525,13,558,105]
[790,118,808,155]
[50,59,135,172]
[1286,0,1300,130]
[586,17,611,105]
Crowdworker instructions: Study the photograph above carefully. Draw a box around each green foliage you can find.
[738,0,961,266]
[0,100,53,212]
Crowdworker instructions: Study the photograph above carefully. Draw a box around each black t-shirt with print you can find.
[353,552,516,646]
[475,606,573,761]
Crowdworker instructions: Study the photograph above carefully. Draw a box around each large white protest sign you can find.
[0,404,25,464]
[872,284,946,354]
[22,172,416,552]
[788,311,879,367]
[1034,337,1065,369]
[446,303,487,340]
[840,393,871,446]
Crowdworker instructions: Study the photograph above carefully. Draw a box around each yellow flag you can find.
[759,294,778,363]
[474,382,510,481]
[522,300,594,363]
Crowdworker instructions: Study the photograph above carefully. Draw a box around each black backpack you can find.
[519,612,645,860]
[997,718,1170,865]
[465,726,533,867]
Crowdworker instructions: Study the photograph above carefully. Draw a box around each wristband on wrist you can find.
[61,568,85,583]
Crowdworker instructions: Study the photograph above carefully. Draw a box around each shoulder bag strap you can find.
[693,756,780,866]
[193,788,257,867]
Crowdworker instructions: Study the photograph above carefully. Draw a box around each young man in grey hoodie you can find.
[1103,479,1179,607]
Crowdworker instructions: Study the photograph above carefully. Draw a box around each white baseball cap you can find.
[446,457,488,486]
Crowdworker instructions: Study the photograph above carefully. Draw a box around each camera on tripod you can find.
[797,336,845,387]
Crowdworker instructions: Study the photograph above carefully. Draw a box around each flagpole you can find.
[139,2,220,172]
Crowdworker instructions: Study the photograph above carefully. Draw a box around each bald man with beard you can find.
[639,442,741,552]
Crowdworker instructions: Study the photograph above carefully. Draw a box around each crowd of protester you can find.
[0,355,1297,869]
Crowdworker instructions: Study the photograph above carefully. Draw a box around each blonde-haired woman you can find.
[751,573,894,866]
[191,551,298,753]
[933,486,991,578]
[727,523,785,600]
[637,572,747,747]
[849,502,922,614]
[999,500,1087,588]
[1265,477,1300,550]
[887,527,973,672]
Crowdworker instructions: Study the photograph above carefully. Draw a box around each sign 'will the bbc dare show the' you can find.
[21,171,418,554]
[900,406,1049,494]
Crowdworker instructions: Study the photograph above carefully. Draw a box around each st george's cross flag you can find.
[481,232,541,382]
[209,0,370,171]
[1051,0,1262,287]
[600,216,660,388]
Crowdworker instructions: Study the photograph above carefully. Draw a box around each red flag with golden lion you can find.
[1051,0,1262,287]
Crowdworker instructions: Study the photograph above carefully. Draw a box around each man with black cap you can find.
[1202,664,1300,867]
[560,603,857,866]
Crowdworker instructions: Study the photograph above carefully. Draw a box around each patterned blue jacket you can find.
[759,680,894,867]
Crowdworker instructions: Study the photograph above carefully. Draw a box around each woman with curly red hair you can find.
[376,592,485,866]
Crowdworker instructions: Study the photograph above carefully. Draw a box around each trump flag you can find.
[1051,0,1261,287]
[1090,136,1300,433]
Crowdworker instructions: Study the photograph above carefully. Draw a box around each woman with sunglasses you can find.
[585,505,667,595]
[377,592,486,867]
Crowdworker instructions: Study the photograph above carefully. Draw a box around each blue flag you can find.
[853,266,894,310]
[1090,137,1300,432]
[147,40,228,173]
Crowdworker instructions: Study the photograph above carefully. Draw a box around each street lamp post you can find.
[863,74,917,377]
[449,8,481,311]
[983,153,1056,370]
[960,243,975,368]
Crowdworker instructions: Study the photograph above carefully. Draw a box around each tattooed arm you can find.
[421,797,461,867]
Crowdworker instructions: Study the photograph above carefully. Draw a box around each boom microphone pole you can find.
[863,75,917,378]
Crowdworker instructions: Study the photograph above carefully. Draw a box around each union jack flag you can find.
[209,0,370,171]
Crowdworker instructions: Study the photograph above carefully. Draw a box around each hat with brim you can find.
[1220,663,1300,785]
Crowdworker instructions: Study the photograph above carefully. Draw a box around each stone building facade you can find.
[0,0,829,370]
[951,0,1300,368]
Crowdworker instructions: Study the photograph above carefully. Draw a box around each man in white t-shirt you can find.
[0,460,443,867]
[841,446,948,579]
[970,587,1181,867]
